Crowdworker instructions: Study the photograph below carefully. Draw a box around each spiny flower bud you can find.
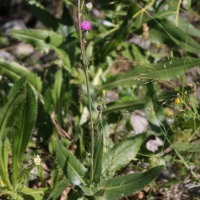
[86,3,93,11]
[80,21,91,38]
[82,30,89,38]
[97,105,102,112]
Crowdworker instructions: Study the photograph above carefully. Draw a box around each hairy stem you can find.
[77,0,94,185]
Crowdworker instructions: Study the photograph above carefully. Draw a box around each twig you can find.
[51,111,72,140]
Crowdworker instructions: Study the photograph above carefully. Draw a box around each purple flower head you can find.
[80,21,91,31]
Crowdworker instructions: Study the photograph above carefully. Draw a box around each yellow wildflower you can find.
[156,44,161,48]
[175,98,180,104]
[102,90,105,94]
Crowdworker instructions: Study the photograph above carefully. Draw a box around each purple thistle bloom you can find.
[80,21,91,31]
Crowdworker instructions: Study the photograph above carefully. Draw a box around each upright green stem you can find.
[77,0,94,185]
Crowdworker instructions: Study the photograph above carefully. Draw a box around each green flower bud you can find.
[97,105,102,112]
[86,3,93,11]
[82,30,89,38]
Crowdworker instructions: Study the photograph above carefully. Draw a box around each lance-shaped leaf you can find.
[168,15,200,38]
[0,95,8,107]
[24,0,59,31]
[0,58,43,102]
[18,163,36,184]
[9,29,63,54]
[21,187,51,200]
[51,68,63,125]
[97,165,165,199]
[12,82,37,188]
[171,143,200,152]
[99,58,200,90]
[0,90,26,139]
[147,19,200,54]
[55,139,87,186]
[0,138,12,190]
[103,99,145,114]
[9,29,71,72]
[103,90,177,114]
[102,132,148,177]
[8,76,26,98]
[145,82,174,146]
[79,185,99,196]
[48,178,70,200]
[93,133,103,184]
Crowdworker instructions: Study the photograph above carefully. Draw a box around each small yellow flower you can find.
[102,90,105,94]
[175,98,180,104]
[156,44,161,48]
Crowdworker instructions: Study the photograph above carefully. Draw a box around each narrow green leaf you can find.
[171,143,200,152]
[55,139,87,186]
[52,68,63,106]
[168,15,200,38]
[18,163,36,183]
[48,178,70,200]
[51,68,63,126]
[44,88,54,115]
[145,83,174,144]
[103,100,145,114]
[24,0,59,31]
[79,186,99,196]
[9,29,63,54]
[21,187,51,200]
[57,4,75,37]
[52,46,71,72]
[0,190,24,199]
[12,82,37,188]
[97,165,165,199]
[99,58,200,90]
[85,41,94,63]
[37,165,47,187]
[94,5,136,61]
[0,95,8,107]
[102,132,149,177]
[0,58,43,102]
[147,19,200,54]
[0,138,12,190]
[8,76,26,98]
[154,10,176,19]
[158,177,181,189]
[0,90,26,139]
[9,29,72,72]
[93,134,103,184]
[50,162,61,190]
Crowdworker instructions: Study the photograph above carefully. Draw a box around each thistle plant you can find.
[52,1,165,199]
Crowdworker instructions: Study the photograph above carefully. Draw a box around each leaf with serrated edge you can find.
[0,90,26,139]
[55,139,87,186]
[12,82,37,188]
[21,187,51,200]
[0,138,12,190]
[99,58,200,90]
[48,178,69,200]
[9,29,63,53]
[0,58,43,103]
[8,76,26,98]
[102,132,148,177]
[79,185,99,196]
[98,165,165,199]
[93,133,103,183]
[24,0,59,31]
[9,29,72,72]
